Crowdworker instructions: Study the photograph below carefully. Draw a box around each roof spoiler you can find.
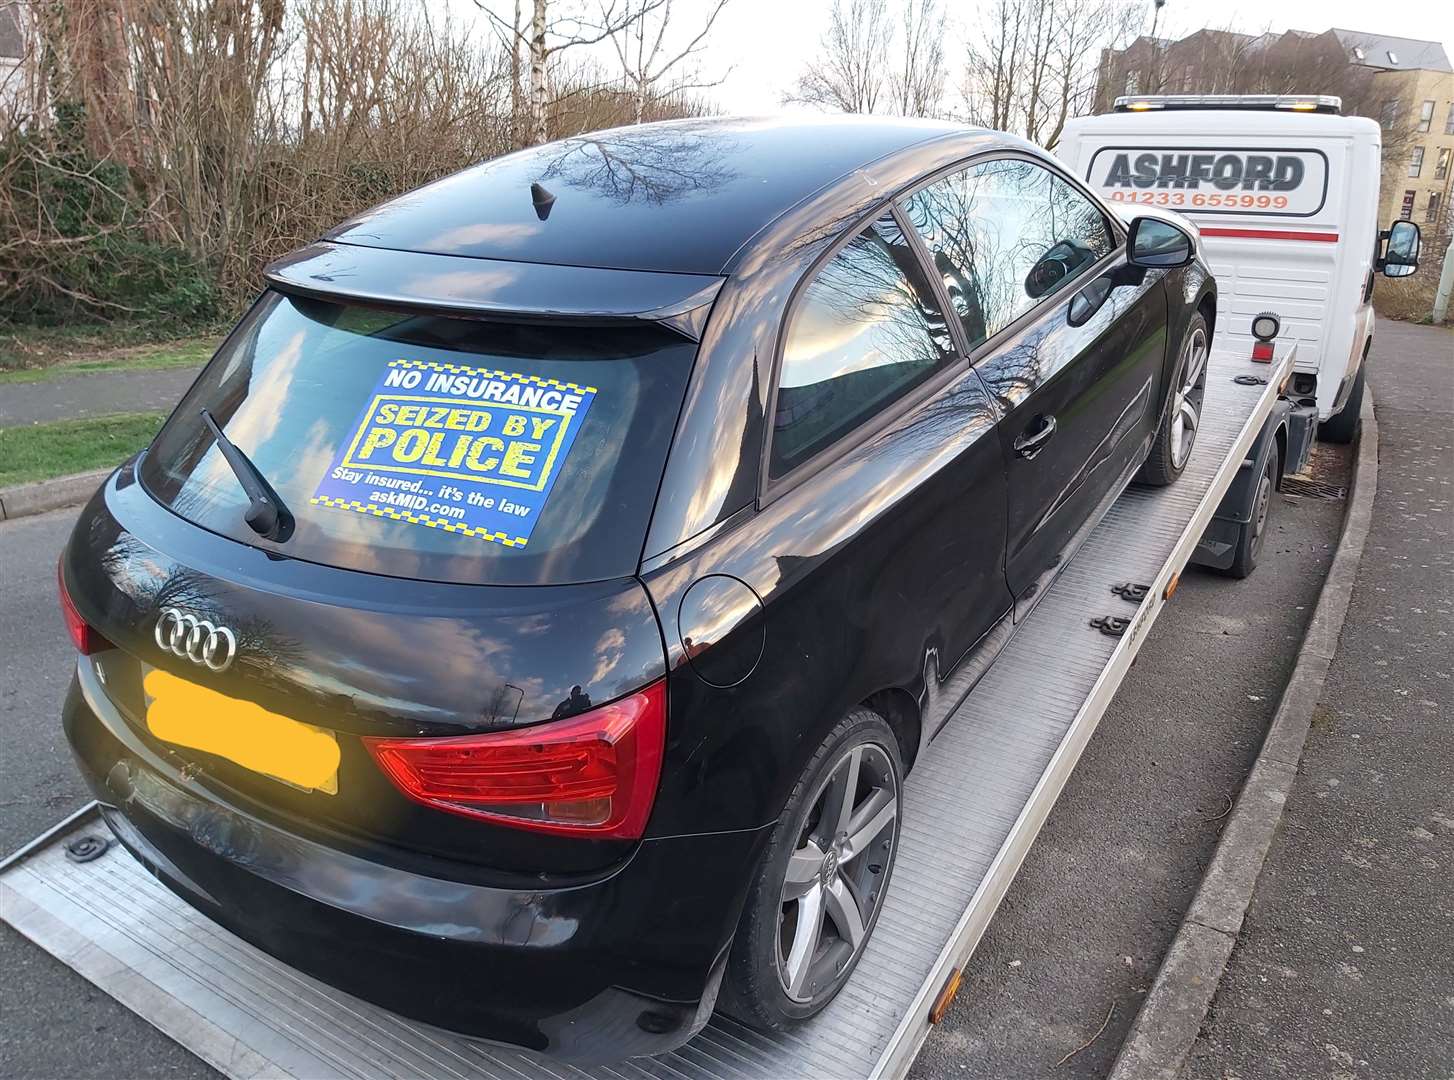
[264,242,723,340]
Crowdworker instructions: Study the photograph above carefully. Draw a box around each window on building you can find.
[1126,71,1140,95]
[1352,46,1366,61]
[1416,100,1435,132]
[1437,147,1452,181]
[1388,51,1400,65]
[1445,102,1454,135]
[1401,190,1416,220]
[1428,192,1443,224]
[1381,99,1400,128]
[1408,146,1425,177]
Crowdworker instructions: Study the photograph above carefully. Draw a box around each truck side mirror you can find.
[1380,220,1421,278]
[1127,216,1195,269]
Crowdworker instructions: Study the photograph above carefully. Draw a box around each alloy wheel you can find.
[775,743,898,1004]
[1170,325,1208,471]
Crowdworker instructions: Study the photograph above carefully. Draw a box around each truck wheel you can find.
[720,709,902,1029]
[1319,365,1365,444]
[1222,443,1279,579]
[1137,313,1208,486]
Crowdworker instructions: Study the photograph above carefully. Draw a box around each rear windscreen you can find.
[140,291,697,585]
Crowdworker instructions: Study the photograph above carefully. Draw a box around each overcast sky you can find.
[455,0,1454,117]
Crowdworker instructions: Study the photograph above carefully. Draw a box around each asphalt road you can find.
[0,506,218,1080]
[1188,319,1454,1080]
[0,367,202,427]
[914,456,1346,1078]
[0,430,1349,1077]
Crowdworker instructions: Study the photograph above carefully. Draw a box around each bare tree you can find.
[1231,32,1413,155]
[961,0,1137,146]
[2,0,717,324]
[535,121,736,203]
[508,0,524,142]
[787,0,892,114]
[889,0,946,117]
[1101,23,1418,158]
[607,0,732,125]
[476,0,670,145]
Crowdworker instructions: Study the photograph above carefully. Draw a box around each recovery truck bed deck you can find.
[0,344,1294,1080]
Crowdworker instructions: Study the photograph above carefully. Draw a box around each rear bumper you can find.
[62,662,767,1064]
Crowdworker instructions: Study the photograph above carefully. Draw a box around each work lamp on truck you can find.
[1250,312,1281,363]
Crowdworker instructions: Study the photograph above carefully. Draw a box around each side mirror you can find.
[1380,220,1421,278]
[1127,216,1195,269]
[1025,239,1095,299]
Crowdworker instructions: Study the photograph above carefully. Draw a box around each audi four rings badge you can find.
[154,608,237,672]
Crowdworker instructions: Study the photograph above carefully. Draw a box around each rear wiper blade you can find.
[200,409,293,541]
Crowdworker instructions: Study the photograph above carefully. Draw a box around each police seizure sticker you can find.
[310,359,596,548]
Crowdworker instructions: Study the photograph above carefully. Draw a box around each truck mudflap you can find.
[1192,398,1290,571]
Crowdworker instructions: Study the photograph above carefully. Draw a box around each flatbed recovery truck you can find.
[1,342,1297,1080]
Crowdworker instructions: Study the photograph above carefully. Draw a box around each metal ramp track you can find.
[1,347,1293,1080]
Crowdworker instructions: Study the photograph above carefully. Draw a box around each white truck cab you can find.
[1059,94,1423,443]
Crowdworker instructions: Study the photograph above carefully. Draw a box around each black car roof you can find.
[324,116,1004,277]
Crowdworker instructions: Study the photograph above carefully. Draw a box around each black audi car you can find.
[58,116,1214,1063]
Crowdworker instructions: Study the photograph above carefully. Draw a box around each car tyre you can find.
[720,708,903,1030]
[1137,312,1209,487]
[1220,441,1279,580]
[1319,363,1365,444]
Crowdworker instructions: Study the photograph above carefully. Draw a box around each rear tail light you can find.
[364,679,667,840]
[57,561,110,655]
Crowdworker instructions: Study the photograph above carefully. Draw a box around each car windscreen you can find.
[140,291,697,585]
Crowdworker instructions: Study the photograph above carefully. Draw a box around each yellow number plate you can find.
[143,667,340,794]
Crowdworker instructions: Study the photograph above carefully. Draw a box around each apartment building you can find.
[1381,64,1454,244]
[1096,28,1454,245]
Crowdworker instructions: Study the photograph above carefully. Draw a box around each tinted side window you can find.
[899,159,1114,348]
[771,213,955,478]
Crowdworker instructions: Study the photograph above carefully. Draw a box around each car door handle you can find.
[1069,276,1113,327]
[1013,415,1057,459]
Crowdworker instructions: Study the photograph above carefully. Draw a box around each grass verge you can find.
[0,338,215,383]
[0,412,166,486]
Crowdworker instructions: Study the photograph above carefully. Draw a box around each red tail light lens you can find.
[363,679,667,840]
[57,562,109,655]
